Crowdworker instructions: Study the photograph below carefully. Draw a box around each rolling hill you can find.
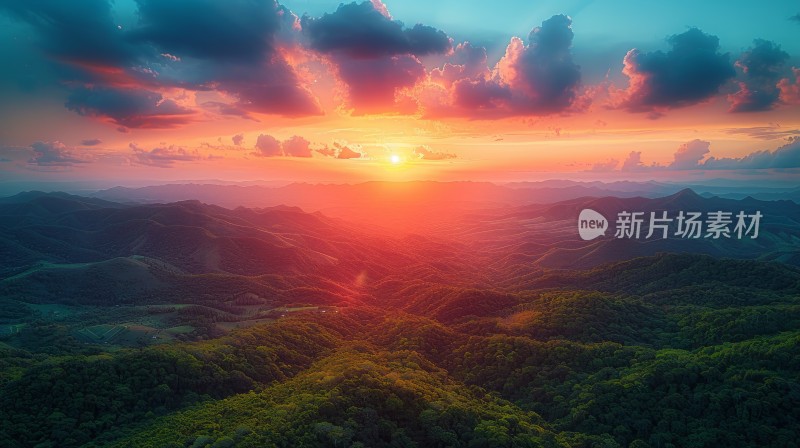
[1,189,800,447]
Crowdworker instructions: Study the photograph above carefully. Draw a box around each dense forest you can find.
[1,193,800,447]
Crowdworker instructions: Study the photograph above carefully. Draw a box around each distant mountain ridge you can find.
[0,191,423,280]
[82,181,799,233]
[453,188,800,271]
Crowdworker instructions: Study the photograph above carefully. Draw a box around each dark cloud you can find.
[29,141,88,166]
[617,28,735,112]
[790,13,800,23]
[302,1,449,114]
[301,2,450,59]
[66,87,196,129]
[425,15,583,118]
[219,59,323,117]
[508,14,582,112]
[729,40,789,112]
[413,145,455,160]
[0,0,140,65]
[130,0,282,62]
[2,0,321,127]
[282,136,312,157]
[232,134,245,146]
[129,1,322,118]
[80,139,103,146]
[451,78,511,110]
[202,101,255,120]
[335,54,425,113]
[430,42,488,87]
[129,143,203,167]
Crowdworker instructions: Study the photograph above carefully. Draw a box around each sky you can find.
[0,0,799,188]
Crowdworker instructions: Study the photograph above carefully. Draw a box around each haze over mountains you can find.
[81,180,800,234]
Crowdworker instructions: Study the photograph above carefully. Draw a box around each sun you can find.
[390,154,402,164]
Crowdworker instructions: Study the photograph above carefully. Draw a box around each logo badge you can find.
[578,209,608,240]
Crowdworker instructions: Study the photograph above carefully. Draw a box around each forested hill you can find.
[1,192,799,447]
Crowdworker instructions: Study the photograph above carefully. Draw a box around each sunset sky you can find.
[1,0,799,187]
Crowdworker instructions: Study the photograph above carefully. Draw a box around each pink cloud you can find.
[282,136,313,158]
[254,134,282,157]
[422,15,583,118]
[253,134,314,158]
[778,68,800,105]
[413,145,456,160]
[129,143,203,167]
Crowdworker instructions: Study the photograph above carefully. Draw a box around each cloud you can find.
[729,40,789,112]
[129,143,202,167]
[80,139,102,146]
[2,0,321,128]
[791,13,800,23]
[302,1,449,114]
[337,146,363,159]
[369,0,391,19]
[621,151,648,172]
[778,68,800,106]
[615,28,735,113]
[28,141,87,166]
[129,0,281,62]
[423,15,584,118]
[669,139,710,169]
[129,0,322,117]
[724,125,800,141]
[0,0,140,65]
[315,145,336,157]
[620,141,711,171]
[335,54,425,113]
[28,141,88,166]
[450,78,512,111]
[413,145,455,160]
[254,134,283,157]
[621,139,800,171]
[65,87,196,129]
[703,140,800,170]
[589,158,619,172]
[253,134,314,157]
[302,2,450,59]
[282,136,313,157]
[232,134,244,146]
[319,141,364,159]
[217,59,323,117]
[494,14,582,113]
[430,42,488,88]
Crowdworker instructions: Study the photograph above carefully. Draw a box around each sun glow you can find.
[390,154,402,164]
